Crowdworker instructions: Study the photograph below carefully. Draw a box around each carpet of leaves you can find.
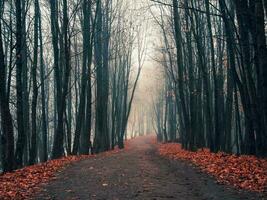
[0,147,125,200]
[158,143,267,193]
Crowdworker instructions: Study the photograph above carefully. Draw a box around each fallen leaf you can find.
[157,142,267,193]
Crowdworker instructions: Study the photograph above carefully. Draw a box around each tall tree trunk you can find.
[38,0,48,162]
[73,0,92,155]
[15,0,26,168]
[29,0,39,165]
[189,2,214,152]
[172,0,190,149]
[0,5,15,172]
[80,0,93,155]
[254,0,267,156]
[94,0,109,152]
[51,0,72,159]
[204,0,220,152]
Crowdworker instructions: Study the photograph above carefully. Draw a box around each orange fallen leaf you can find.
[157,142,267,193]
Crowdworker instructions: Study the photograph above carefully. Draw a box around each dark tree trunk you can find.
[80,0,93,155]
[29,0,39,165]
[94,0,110,152]
[204,0,220,152]
[0,8,15,172]
[49,0,62,158]
[51,0,71,159]
[172,0,190,149]
[254,0,267,156]
[72,0,91,155]
[15,0,26,168]
[38,0,48,162]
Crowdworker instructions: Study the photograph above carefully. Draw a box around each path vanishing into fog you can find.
[35,136,261,200]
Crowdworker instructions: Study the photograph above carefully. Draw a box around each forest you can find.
[152,0,267,158]
[0,0,146,173]
[0,0,266,177]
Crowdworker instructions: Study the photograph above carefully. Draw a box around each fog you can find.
[126,0,165,137]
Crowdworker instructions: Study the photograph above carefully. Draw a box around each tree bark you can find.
[0,5,15,172]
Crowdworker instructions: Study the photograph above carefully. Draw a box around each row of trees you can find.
[0,0,143,172]
[152,0,267,157]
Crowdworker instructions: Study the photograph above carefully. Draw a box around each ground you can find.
[34,136,264,200]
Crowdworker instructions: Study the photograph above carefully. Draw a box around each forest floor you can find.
[34,136,265,200]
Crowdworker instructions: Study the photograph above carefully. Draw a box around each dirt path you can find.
[35,136,263,200]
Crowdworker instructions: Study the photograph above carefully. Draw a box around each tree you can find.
[0,0,14,172]
[15,0,26,168]
[29,0,40,165]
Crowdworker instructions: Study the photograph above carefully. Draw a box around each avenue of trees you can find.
[0,0,143,172]
[1,0,266,173]
[152,0,267,157]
